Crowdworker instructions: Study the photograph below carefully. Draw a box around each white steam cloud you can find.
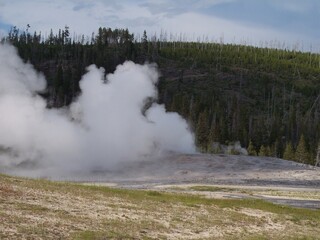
[0,44,195,178]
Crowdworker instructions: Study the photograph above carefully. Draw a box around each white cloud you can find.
[0,0,157,35]
[0,28,6,38]
[140,0,235,16]
[0,0,108,35]
[157,12,311,47]
[0,0,318,51]
[269,0,320,14]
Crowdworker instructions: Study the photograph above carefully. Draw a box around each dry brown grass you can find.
[0,174,320,240]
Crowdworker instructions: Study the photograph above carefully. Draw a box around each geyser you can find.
[0,44,195,178]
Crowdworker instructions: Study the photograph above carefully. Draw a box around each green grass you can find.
[189,185,234,192]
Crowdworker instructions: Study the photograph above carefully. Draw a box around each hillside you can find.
[2,27,320,164]
[157,43,320,161]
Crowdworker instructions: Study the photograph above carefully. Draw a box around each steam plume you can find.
[0,44,195,178]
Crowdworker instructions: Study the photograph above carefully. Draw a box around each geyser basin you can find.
[70,153,320,188]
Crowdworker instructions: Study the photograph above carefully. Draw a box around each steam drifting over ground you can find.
[0,44,195,178]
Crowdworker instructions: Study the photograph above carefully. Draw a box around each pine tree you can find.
[48,29,54,45]
[196,111,209,152]
[54,65,64,107]
[269,143,277,157]
[283,142,295,160]
[259,145,270,157]
[141,30,148,55]
[247,140,257,156]
[295,135,309,164]
[54,65,63,89]
[209,120,219,143]
[64,25,70,44]
[275,139,284,158]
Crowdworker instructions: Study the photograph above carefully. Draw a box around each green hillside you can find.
[2,27,320,163]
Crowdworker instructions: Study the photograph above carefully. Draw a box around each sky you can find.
[0,0,319,52]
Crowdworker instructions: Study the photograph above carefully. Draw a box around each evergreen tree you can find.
[247,140,257,156]
[259,145,270,157]
[269,143,277,157]
[48,29,54,45]
[196,111,209,152]
[209,120,219,144]
[295,135,309,164]
[54,65,64,90]
[64,25,70,44]
[275,139,284,158]
[54,65,64,107]
[141,30,148,55]
[283,142,295,160]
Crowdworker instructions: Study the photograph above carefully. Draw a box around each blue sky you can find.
[0,0,319,51]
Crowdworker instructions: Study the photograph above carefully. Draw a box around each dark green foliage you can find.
[295,135,310,164]
[259,145,270,157]
[157,42,320,163]
[196,111,209,152]
[247,141,257,156]
[2,26,320,164]
[283,142,295,161]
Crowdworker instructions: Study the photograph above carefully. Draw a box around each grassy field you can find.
[1,174,320,239]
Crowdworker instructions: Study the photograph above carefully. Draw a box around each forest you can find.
[2,26,320,165]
